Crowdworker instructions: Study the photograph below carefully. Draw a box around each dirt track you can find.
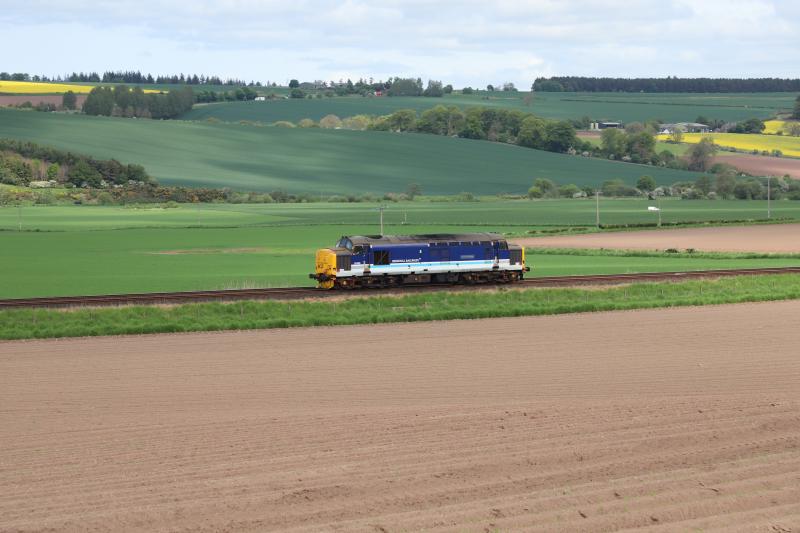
[516,223,800,253]
[3,302,800,531]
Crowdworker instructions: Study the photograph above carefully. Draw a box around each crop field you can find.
[664,132,800,158]
[0,80,160,95]
[183,91,794,124]
[0,108,702,194]
[3,301,800,529]
[2,201,799,298]
[763,119,800,134]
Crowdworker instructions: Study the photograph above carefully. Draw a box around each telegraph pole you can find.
[376,204,387,235]
[767,176,771,219]
[595,190,600,229]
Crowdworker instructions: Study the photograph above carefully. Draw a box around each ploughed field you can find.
[518,223,800,253]
[3,301,800,531]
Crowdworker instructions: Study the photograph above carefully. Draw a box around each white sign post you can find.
[648,205,661,227]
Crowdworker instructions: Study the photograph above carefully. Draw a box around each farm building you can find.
[254,96,266,101]
[659,122,711,134]
[589,122,623,130]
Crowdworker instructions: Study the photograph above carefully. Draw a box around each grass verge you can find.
[3,274,800,341]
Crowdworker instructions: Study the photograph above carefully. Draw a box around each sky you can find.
[2,0,799,87]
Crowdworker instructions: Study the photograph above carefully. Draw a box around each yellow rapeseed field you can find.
[0,81,159,94]
[763,120,786,134]
[657,132,800,158]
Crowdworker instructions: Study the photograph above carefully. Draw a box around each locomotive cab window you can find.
[373,250,390,265]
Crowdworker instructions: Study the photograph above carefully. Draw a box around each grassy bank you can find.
[3,274,800,340]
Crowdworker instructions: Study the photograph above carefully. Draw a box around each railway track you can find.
[3,266,800,309]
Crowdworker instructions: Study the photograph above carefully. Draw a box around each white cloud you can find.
[1,0,798,85]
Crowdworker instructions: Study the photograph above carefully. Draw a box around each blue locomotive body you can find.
[310,233,528,289]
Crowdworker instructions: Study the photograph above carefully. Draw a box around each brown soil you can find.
[3,301,800,531]
[717,153,800,179]
[0,94,87,107]
[516,223,800,253]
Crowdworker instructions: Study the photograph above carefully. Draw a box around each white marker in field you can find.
[648,206,662,227]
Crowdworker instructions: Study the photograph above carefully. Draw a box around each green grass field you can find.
[182,92,794,125]
[4,274,800,340]
[2,200,799,298]
[0,108,702,194]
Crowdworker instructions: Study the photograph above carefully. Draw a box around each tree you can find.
[423,80,444,97]
[543,122,576,153]
[602,179,639,197]
[730,118,765,134]
[62,91,77,110]
[715,173,737,199]
[601,128,626,159]
[625,131,656,162]
[461,87,474,94]
[82,86,115,116]
[486,84,494,91]
[793,95,800,119]
[686,138,718,171]
[288,79,299,88]
[670,128,684,143]
[785,122,800,136]
[443,84,453,94]
[46,163,59,180]
[636,175,656,192]
[387,78,423,97]
[516,116,547,149]
[502,82,516,91]
[532,178,557,198]
[695,175,714,195]
[406,183,422,199]
[319,114,342,129]
[289,88,305,98]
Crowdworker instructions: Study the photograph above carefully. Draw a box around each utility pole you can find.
[657,195,662,228]
[17,203,22,232]
[376,204,387,235]
[767,176,771,219]
[595,190,600,229]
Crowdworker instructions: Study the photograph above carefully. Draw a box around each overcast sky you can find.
[2,0,799,87]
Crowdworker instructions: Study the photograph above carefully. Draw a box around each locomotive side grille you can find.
[337,254,352,271]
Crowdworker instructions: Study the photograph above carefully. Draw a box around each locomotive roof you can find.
[346,233,505,245]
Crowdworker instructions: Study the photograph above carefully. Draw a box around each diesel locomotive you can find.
[310,233,529,289]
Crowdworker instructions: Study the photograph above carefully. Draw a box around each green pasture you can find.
[4,274,800,340]
[1,201,799,298]
[182,92,794,125]
[2,199,797,231]
[0,108,702,194]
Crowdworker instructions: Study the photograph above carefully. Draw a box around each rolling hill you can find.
[0,108,703,194]
[181,92,793,125]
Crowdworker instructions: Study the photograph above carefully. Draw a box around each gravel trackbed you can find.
[2,301,800,531]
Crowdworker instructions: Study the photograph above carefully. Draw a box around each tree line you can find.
[0,71,262,86]
[533,77,800,93]
[0,139,154,188]
[82,86,194,119]
[527,173,800,201]
[365,105,580,154]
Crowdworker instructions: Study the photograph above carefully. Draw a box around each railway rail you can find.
[3,266,800,309]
